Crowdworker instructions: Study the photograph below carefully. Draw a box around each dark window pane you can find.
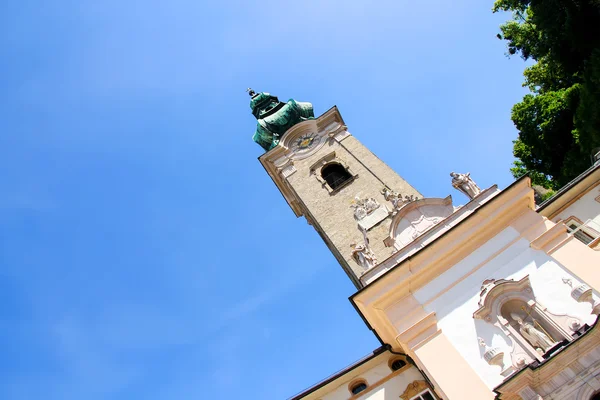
[391,359,406,371]
[422,391,435,400]
[321,163,352,190]
[351,383,367,395]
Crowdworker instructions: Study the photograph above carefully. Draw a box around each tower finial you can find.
[246,88,256,97]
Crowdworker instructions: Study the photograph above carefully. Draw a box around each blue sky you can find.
[0,1,528,399]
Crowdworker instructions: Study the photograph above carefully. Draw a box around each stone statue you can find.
[450,172,481,199]
[511,313,555,352]
[350,228,377,270]
[381,187,402,209]
[380,187,418,212]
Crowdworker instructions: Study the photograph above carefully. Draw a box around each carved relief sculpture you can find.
[400,381,432,400]
[380,186,418,213]
[450,171,481,199]
[350,228,377,271]
[351,196,380,220]
[473,276,575,366]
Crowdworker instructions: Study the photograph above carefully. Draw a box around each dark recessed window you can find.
[321,163,352,190]
[391,359,406,371]
[350,382,368,395]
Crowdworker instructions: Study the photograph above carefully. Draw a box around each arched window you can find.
[321,163,352,190]
[390,358,407,371]
[592,393,600,400]
[349,380,368,395]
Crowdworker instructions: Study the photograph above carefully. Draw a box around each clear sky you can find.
[1,1,529,399]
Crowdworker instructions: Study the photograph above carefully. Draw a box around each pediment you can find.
[388,197,454,249]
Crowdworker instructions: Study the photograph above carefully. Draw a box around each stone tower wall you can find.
[259,107,420,288]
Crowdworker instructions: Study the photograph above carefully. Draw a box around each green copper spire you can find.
[248,89,314,152]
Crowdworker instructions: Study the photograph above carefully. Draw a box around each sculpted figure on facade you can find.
[511,313,556,352]
[380,187,418,213]
[350,228,377,270]
[381,187,403,210]
[450,171,481,199]
[351,196,380,220]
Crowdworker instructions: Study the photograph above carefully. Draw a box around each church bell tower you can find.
[249,90,421,288]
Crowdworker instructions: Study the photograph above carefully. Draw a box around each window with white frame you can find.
[566,218,599,246]
[410,389,435,400]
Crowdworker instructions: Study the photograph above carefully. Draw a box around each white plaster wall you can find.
[321,363,423,400]
[394,203,454,248]
[413,227,598,389]
[554,184,600,226]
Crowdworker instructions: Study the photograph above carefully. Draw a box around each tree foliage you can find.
[494,0,600,189]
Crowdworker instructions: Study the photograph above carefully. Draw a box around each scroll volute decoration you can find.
[473,277,532,322]
[400,380,433,400]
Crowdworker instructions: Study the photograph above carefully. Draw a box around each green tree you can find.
[494,0,600,188]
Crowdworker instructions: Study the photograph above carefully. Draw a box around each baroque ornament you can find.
[350,196,380,221]
[350,228,377,271]
[380,186,418,213]
[562,277,600,315]
[478,337,505,368]
[291,132,320,153]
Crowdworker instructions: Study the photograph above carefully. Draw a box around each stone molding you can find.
[400,380,433,400]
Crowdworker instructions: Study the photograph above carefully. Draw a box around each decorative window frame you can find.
[473,276,574,365]
[564,216,600,248]
[309,151,358,195]
[388,355,410,373]
[348,378,368,396]
[400,380,436,400]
